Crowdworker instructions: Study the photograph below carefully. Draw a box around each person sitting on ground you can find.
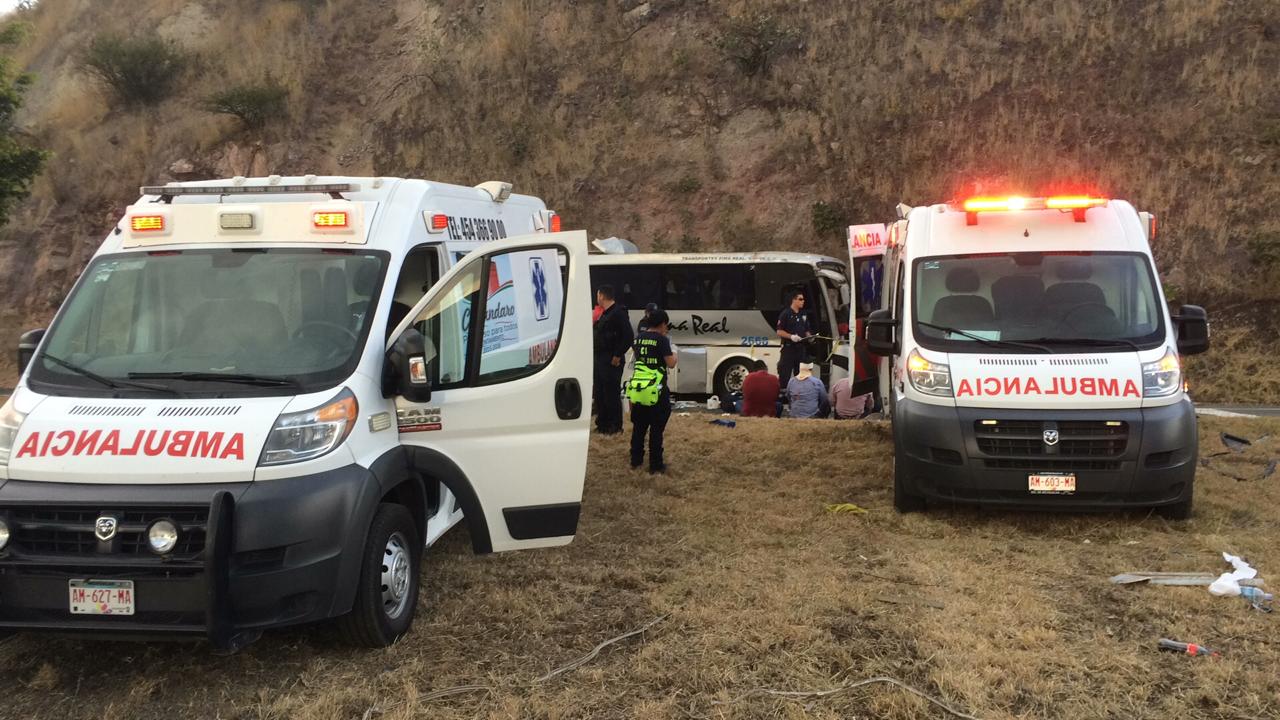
[740,360,780,417]
[829,375,875,419]
[787,362,830,419]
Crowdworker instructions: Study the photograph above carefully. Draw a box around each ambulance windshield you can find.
[912,252,1165,353]
[29,249,388,396]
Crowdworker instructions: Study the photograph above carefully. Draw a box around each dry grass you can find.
[1,413,1278,718]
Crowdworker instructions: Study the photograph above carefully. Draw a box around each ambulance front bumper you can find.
[893,397,1198,509]
[0,464,379,646]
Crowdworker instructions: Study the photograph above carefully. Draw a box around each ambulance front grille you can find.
[975,420,1129,458]
[5,506,208,558]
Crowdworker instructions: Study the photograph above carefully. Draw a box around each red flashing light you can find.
[430,213,448,231]
[960,195,1108,225]
[549,213,561,233]
[130,215,166,232]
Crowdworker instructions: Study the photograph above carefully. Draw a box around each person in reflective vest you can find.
[629,309,677,473]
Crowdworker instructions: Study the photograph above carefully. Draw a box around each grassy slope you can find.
[0,0,1277,399]
[1,413,1277,718]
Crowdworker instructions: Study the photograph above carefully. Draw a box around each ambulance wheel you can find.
[715,359,754,399]
[893,457,925,513]
[340,503,421,648]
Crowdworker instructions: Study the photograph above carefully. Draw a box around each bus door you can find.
[848,224,889,397]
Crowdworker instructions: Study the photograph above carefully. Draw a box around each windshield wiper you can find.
[917,322,1051,354]
[128,371,303,389]
[41,353,181,395]
[1018,336,1143,352]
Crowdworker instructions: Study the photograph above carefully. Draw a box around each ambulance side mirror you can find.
[864,310,897,357]
[1172,305,1209,356]
[384,328,435,403]
[17,328,44,374]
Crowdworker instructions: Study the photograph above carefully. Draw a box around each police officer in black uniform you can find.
[776,290,812,381]
[631,309,677,473]
[593,285,633,434]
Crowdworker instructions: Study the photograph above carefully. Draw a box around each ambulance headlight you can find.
[907,349,952,397]
[0,397,27,467]
[1142,349,1181,398]
[260,388,359,466]
[146,519,179,555]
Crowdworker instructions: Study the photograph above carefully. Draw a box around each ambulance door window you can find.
[476,247,568,384]
[406,258,479,389]
[388,245,443,338]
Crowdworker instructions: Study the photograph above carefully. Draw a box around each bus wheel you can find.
[339,504,421,647]
[714,359,755,399]
[893,457,926,513]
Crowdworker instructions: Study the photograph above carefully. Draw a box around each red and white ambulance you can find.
[859,196,1210,516]
[0,175,591,648]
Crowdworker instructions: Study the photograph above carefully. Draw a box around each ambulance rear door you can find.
[847,223,889,397]
[388,231,592,552]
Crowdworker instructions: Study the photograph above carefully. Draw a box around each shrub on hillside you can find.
[811,201,846,238]
[81,35,190,107]
[204,81,289,129]
[714,13,800,77]
[0,33,45,227]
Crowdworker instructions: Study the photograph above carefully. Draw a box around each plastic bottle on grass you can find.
[1241,586,1274,612]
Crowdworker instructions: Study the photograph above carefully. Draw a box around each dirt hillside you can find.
[0,0,1277,399]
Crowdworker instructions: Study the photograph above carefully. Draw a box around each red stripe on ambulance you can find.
[955,376,1140,398]
[15,429,246,460]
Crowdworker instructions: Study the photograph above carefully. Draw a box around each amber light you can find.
[313,211,349,228]
[131,215,165,232]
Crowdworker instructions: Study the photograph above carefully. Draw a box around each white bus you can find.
[588,252,851,397]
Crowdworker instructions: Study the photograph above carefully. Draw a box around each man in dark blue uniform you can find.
[593,285,633,434]
[775,290,812,381]
[631,309,677,473]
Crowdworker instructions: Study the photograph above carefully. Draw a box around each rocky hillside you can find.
[0,0,1277,399]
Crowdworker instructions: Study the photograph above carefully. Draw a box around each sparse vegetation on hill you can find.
[0,0,1276,400]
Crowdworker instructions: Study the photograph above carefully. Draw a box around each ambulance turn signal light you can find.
[131,215,166,232]
[312,211,349,229]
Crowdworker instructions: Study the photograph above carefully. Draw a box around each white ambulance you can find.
[860,196,1209,516]
[0,175,591,649]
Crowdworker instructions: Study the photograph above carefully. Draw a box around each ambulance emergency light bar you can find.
[958,196,1107,225]
[140,182,359,202]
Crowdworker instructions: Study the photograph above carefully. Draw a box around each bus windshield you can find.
[30,248,388,396]
[911,252,1165,353]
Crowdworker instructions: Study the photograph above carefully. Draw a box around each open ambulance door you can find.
[387,231,592,553]
[847,224,889,400]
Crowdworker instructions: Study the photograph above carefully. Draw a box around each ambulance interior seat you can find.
[931,267,995,330]
[1044,261,1108,319]
[991,275,1045,328]
[176,275,288,362]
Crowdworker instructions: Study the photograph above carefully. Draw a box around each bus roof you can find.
[590,251,844,266]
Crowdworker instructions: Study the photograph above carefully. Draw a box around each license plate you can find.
[69,579,135,616]
[1029,473,1076,495]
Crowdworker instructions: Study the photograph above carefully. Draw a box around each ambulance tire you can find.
[892,457,926,513]
[339,503,422,648]
[714,359,754,400]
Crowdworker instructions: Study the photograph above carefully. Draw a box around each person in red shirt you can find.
[740,360,780,417]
